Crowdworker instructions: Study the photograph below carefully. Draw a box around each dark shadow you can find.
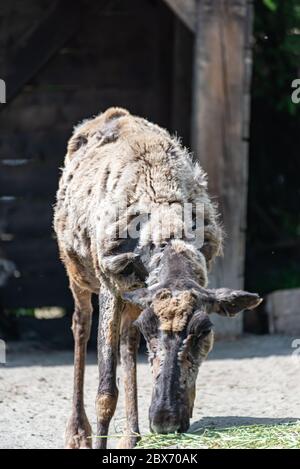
[189,416,300,433]
[2,333,295,368]
[207,334,295,360]
[1,341,149,368]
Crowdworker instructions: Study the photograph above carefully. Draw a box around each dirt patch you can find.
[0,335,299,449]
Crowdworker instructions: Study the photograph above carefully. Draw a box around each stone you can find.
[266,288,300,335]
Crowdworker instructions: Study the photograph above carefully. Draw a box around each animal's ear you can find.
[207,288,262,317]
[103,252,136,274]
[102,252,148,281]
[122,288,150,308]
[133,307,159,338]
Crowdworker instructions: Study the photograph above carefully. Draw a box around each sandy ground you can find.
[0,334,299,449]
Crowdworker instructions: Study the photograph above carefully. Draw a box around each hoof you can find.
[65,415,92,449]
[117,435,140,449]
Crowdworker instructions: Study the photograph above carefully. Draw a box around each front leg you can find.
[118,304,141,449]
[95,286,122,449]
[65,282,93,449]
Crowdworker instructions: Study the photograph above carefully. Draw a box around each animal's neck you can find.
[146,242,201,289]
[160,249,195,282]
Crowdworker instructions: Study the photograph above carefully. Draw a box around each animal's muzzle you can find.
[149,406,189,434]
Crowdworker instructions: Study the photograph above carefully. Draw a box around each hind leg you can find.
[65,281,93,449]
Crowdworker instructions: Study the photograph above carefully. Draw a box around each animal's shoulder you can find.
[65,107,173,162]
[65,107,128,161]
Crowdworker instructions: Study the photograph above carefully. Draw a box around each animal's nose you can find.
[150,408,186,434]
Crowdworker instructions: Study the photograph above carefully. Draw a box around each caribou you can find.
[54,107,261,448]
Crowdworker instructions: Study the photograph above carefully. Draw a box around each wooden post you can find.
[171,18,193,145]
[191,0,253,336]
[163,0,196,32]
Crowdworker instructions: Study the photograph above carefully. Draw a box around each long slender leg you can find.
[95,286,123,449]
[118,304,141,449]
[65,282,93,449]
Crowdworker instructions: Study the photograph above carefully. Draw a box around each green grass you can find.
[137,421,300,449]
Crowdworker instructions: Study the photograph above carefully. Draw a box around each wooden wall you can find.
[0,0,176,309]
[191,0,253,336]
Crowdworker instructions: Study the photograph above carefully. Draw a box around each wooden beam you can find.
[2,0,84,105]
[1,0,112,107]
[171,18,193,143]
[163,0,196,32]
[191,0,253,336]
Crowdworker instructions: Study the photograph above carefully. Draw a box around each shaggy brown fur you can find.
[152,289,196,332]
[54,107,223,295]
[53,107,229,448]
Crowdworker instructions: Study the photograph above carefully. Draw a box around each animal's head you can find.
[123,284,261,434]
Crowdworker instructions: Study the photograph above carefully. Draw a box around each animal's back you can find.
[54,107,222,292]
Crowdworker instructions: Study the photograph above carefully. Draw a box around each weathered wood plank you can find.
[0,0,175,311]
[242,0,253,140]
[0,89,153,132]
[0,160,61,197]
[35,48,153,89]
[1,274,72,308]
[0,1,52,50]
[35,10,156,90]
[171,17,194,145]
[0,238,61,271]
[0,131,68,161]
[2,0,84,105]
[0,238,70,307]
[1,0,154,107]
[0,198,53,237]
[191,0,253,336]
[163,0,196,32]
